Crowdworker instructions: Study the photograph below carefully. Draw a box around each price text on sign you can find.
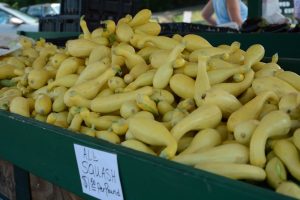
[74,144,124,200]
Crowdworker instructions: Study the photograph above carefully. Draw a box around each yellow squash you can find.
[264,99,284,116]
[91,86,153,113]
[136,94,158,115]
[0,64,17,79]
[180,128,222,155]
[49,53,68,68]
[177,98,196,112]
[68,114,83,132]
[120,101,140,119]
[111,118,128,136]
[252,76,298,98]
[170,74,195,99]
[201,88,242,118]
[273,140,300,181]
[254,65,280,78]
[52,86,67,112]
[157,101,174,116]
[182,34,212,51]
[173,143,249,166]
[114,47,146,70]
[234,120,259,145]
[46,112,68,128]
[0,88,22,110]
[128,9,151,27]
[76,58,110,85]
[80,16,91,39]
[88,45,110,65]
[34,94,52,115]
[137,46,159,61]
[9,96,30,117]
[134,22,161,36]
[194,56,210,106]
[212,70,255,97]
[137,35,180,50]
[108,76,126,91]
[116,22,134,43]
[66,38,99,57]
[177,136,193,153]
[128,118,177,159]
[151,89,175,104]
[80,109,121,130]
[95,131,121,144]
[276,181,300,199]
[56,57,83,79]
[32,54,48,69]
[153,43,185,89]
[208,65,250,85]
[121,139,156,155]
[183,62,198,78]
[28,69,52,90]
[131,111,154,120]
[278,92,300,119]
[208,57,238,70]
[244,44,265,67]
[293,128,300,151]
[195,163,266,181]
[149,49,169,69]
[171,104,222,141]
[124,63,150,84]
[238,87,256,104]
[265,157,287,189]
[189,42,238,62]
[223,49,245,64]
[275,70,300,91]
[227,90,279,132]
[47,74,79,90]
[67,67,117,100]
[124,69,156,92]
[250,111,291,168]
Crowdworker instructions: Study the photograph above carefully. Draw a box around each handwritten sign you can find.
[74,144,124,200]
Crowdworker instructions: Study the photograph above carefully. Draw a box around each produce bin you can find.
[0,110,295,200]
[60,0,147,18]
[39,15,82,32]
[39,0,148,32]
[2,30,300,199]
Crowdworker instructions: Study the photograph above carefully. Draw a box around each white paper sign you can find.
[183,11,192,23]
[0,33,21,56]
[74,144,124,200]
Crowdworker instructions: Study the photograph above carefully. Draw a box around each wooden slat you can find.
[0,160,81,200]
[0,160,16,200]
[30,174,82,200]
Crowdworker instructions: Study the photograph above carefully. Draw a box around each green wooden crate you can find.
[0,110,294,200]
[5,31,298,200]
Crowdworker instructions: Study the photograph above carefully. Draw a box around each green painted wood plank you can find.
[248,0,263,18]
